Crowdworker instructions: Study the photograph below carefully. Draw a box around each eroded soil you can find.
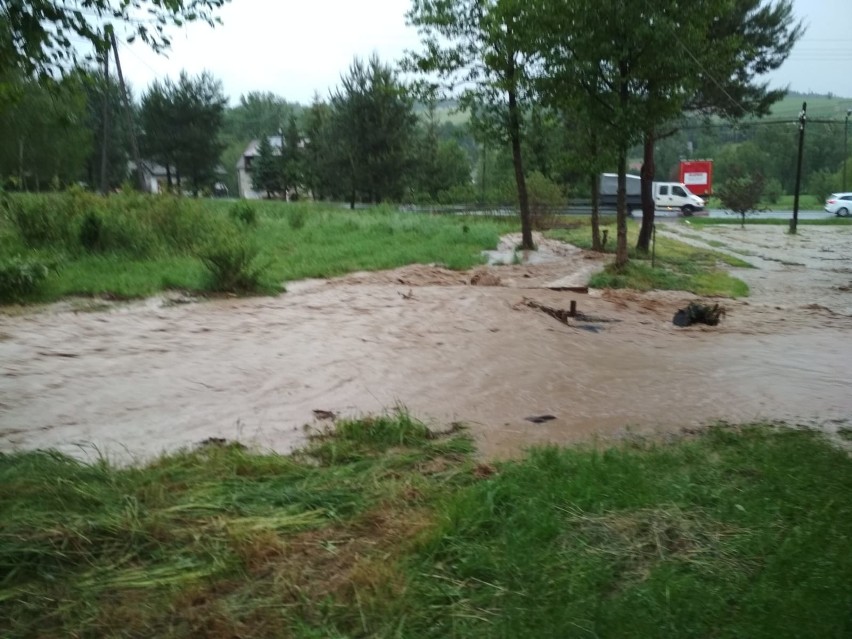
[2,227,850,463]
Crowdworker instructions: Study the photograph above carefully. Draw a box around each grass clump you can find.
[0,255,56,302]
[549,220,750,297]
[689,215,852,226]
[1,424,850,637]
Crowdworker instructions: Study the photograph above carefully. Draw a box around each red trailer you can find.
[679,160,713,197]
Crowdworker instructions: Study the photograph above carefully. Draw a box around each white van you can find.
[599,174,706,216]
[653,182,705,216]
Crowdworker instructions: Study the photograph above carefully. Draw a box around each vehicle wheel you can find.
[681,205,694,217]
[838,207,850,217]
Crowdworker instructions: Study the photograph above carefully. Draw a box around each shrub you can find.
[526,171,565,230]
[79,211,104,252]
[287,208,306,230]
[0,256,54,302]
[229,201,258,227]
[3,195,78,248]
[763,177,783,205]
[196,227,267,293]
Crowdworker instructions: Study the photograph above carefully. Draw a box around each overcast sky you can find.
[120,0,852,105]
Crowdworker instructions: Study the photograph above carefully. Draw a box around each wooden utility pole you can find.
[99,49,111,194]
[110,29,145,191]
[791,101,806,234]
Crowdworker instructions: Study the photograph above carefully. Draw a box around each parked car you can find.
[825,193,852,217]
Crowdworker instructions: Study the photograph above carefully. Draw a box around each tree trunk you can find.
[615,62,630,269]
[590,172,602,251]
[99,51,110,194]
[590,130,602,251]
[507,52,534,251]
[615,146,629,268]
[637,128,656,252]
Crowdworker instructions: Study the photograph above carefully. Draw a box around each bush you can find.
[196,227,267,293]
[0,256,54,302]
[763,177,783,204]
[3,195,78,248]
[287,208,306,230]
[229,201,258,227]
[79,211,104,252]
[526,171,565,230]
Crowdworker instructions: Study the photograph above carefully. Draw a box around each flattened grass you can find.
[2,421,851,638]
[548,219,750,297]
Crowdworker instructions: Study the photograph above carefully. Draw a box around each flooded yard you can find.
[2,226,850,462]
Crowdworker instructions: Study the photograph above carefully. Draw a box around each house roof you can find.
[236,136,283,170]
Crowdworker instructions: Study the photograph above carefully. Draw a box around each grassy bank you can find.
[1,418,850,637]
[0,193,514,303]
[548,219,751,297]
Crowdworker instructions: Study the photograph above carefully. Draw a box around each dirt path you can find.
[2,227,850,463]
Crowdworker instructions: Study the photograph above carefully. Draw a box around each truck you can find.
[599,173,706,216]
[678,159,713,197]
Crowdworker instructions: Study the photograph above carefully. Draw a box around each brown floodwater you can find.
[1,227,850,463]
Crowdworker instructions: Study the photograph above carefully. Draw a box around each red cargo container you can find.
[679,160,713,197]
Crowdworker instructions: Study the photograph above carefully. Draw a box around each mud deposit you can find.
[2,228,850,462]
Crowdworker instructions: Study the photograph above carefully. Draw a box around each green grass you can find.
[706,194,824,211]
[0,195,515,304]
[547,219,751,297]
[2,420,850,637]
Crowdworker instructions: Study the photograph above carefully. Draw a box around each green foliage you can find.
[807,169,839,202]
[250,135,283,198]
[196,225,267,293]
[1,1,227,80]
[0,255,54,301]
[763,177,783,204]
[228,201,258,227]
[78,211,104,252]
[525,170,564,230]
[140,71,227,195]
[718,171,766,228]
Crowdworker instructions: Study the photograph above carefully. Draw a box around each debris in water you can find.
[673,302,726,327]
[399,289,414,300]
[312,409,337,421]
[525,414,557,424]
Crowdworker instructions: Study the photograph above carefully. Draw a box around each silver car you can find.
[825,193,852,217]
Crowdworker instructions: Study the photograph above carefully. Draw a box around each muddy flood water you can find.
[2,225,851,463]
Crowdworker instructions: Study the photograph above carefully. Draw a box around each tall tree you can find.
[0,73,91,190]
[406,0,538,250]
[302,94,334,201]
[280,114,303,198]
[251,135,282,198]
[140,71,226,194]
[331,55,416,208]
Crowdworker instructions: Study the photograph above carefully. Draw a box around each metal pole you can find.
[791,102,806,234]
[110,29,145,192]
[844,109,850,192]
[99,49,110,194]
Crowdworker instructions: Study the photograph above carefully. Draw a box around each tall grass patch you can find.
[548,220,750,297]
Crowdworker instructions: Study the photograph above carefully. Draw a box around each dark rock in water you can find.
[673,302,725,327]
[525,414,557,424]
[673,309,692,327]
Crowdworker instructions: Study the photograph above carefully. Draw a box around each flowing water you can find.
[2,227,850,463]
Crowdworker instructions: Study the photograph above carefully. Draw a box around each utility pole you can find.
[844,108,851,192]
[99,48,111,194]
[791,101,806,234]
[110,28,145,191]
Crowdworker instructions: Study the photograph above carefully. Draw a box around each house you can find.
[129,160,229,196]
[236,135,283,199]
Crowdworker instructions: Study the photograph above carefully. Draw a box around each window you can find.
[659,185,669,195]
[673,186,686,197]
[841,195,852,201]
